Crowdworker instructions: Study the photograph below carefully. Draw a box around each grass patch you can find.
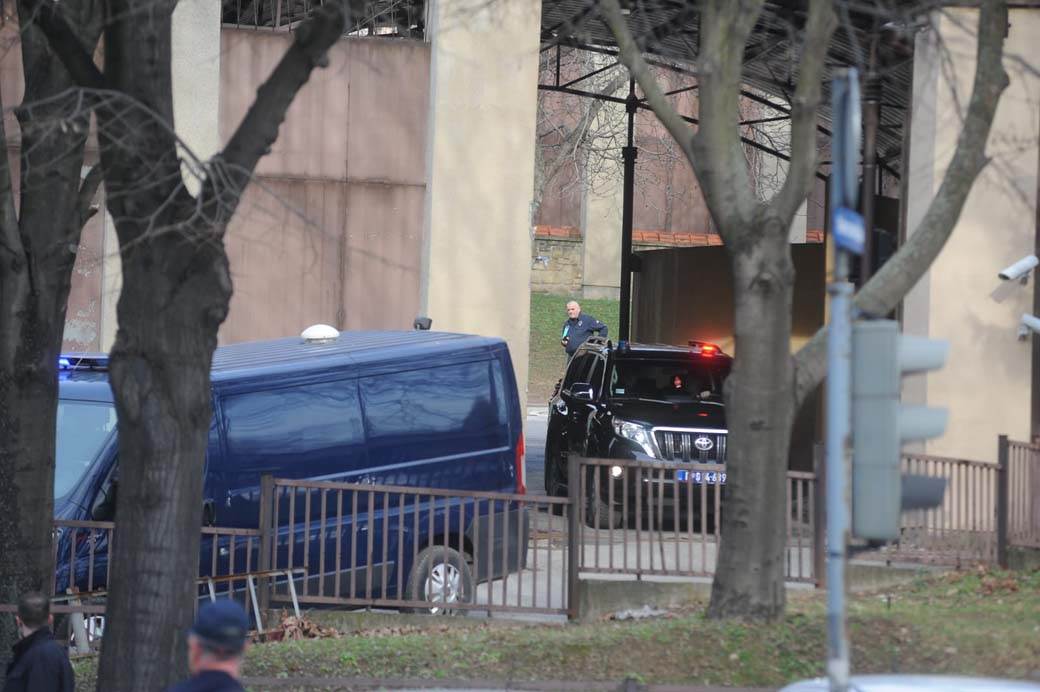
[74,567,1040,690]
[528,292,619,405]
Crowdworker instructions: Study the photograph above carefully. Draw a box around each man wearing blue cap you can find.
[167,600,250,692]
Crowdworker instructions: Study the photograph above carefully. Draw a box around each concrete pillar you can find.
[580,167,624,300]
[99,0,223,351]
[789,199,808,244]
[420,0,542,409]
[581,59,625,301]
[903,9,1040,461]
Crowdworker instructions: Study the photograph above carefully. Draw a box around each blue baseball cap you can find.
[190,600,249,654]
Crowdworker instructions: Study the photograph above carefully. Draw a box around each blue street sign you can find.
[833,206,865,255]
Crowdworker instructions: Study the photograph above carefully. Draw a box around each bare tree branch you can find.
[793,0,1010,405]
[23,0,106,91]
[770,0,835,222]
[598,0,695,165]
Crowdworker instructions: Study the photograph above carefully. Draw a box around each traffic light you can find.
[851,320,949,541]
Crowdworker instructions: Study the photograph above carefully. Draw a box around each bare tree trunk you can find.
[0,0,102,660]
[14,1,349,686]
[709,222,795,619]
[98,226,231,688]
[601,0,832,620]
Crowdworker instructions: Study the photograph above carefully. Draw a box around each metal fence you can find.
[1004,438,1040,550]
[858,454,1002,566]
[40,437,1040,642]
[221,0,426,37]
[259,477,571,616]
[570,457,818,584]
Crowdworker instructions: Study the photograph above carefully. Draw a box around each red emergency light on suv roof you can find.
[688,340,723,357]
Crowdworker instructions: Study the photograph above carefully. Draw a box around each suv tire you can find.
[584,467,622,529]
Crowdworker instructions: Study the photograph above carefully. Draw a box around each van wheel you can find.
[405,546,474,615]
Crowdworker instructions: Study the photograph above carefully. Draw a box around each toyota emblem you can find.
[694,436,714,451]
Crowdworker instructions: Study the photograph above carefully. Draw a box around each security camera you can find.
[1018,313,1040,340]
[999,255,1038,282]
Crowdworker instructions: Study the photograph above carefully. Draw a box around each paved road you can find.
[525,407,548,495]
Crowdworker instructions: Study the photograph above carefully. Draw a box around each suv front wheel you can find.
[544,440,567,498]
[584,467,622,529]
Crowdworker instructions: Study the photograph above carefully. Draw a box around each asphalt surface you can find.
[525,407,548,496]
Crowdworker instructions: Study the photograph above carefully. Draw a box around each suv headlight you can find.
[612,419,656,458]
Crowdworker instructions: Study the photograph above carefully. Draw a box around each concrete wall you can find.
[903,9,1040,462]
[421,0,541,408]
[218,31,429,342]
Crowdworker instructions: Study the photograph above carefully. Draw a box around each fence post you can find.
[996,435,1009,569]
[258,474,275,615]
[813,443,826,588]
[567,454,581,621]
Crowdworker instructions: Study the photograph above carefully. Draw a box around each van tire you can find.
[404,546,474,615]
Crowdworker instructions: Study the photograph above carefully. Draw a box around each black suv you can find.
[544,338,731,526]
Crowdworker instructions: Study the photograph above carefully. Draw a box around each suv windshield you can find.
[609,358,728,403]
[55,400,117,498]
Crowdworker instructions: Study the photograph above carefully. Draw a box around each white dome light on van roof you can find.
[301,324,340,343]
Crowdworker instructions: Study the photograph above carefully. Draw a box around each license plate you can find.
[676,469,727,485]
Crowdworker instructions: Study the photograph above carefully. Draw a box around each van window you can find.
[55,401,117,498]
[361,361,506,452]
[222,379,364,470]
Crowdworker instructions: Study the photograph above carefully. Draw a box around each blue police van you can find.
[53,327,527,610]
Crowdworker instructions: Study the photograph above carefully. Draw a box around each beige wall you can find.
[421,0,541,408]
[903,9,1040,462]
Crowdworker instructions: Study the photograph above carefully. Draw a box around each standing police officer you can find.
[560,300,609,357]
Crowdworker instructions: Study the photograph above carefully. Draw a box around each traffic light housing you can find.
[851,320,949,541]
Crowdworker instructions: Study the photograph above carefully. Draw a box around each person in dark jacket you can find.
[560,300,608,356]
[167,600,250,692]
[2,592,74,692]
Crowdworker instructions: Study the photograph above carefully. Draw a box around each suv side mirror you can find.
[571,382,595,402]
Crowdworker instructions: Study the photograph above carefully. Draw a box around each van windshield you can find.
[55,400,117,498]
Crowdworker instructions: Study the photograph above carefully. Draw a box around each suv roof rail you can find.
[59,353,110,371]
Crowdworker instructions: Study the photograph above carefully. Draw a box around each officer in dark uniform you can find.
[167,600,250,692]
[2,592,74,692]
[560,300,609,357]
